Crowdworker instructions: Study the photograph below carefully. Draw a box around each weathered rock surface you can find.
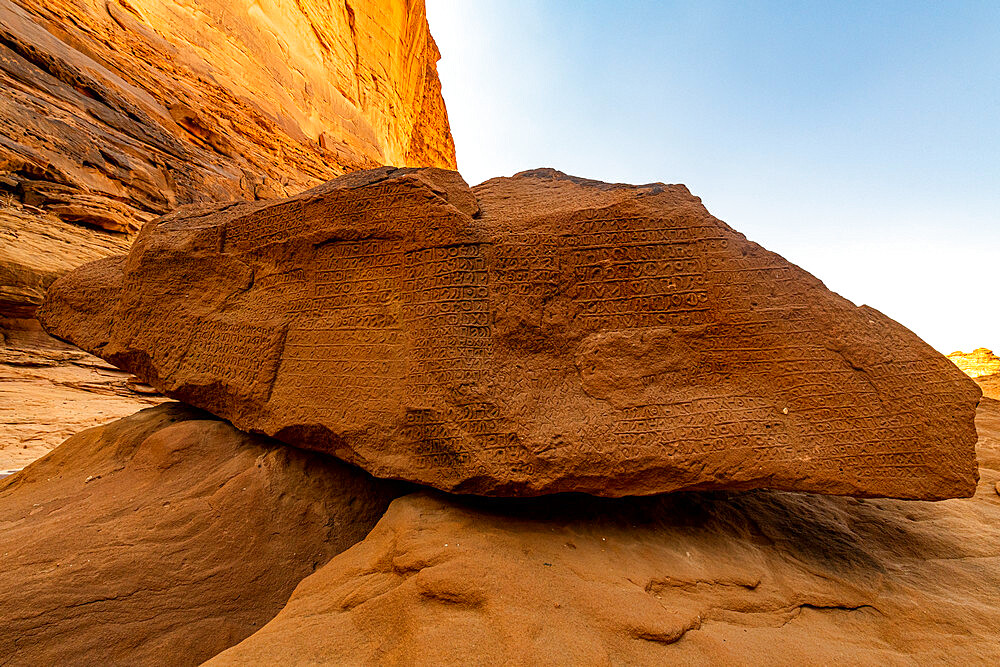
[210,399,1000,665]
[0,204,131,317]
[1,0,455,472]
[0,0,453,232]
[949,347,1000,379]
[976,373,1000,401]
[0,203,155,467]
[0,0,454,328]
[40,167,981,499]
[0,402,400,666]
[0,317,163,470]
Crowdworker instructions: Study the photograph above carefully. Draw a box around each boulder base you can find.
[40,167,981,498]
[210,400,1000,664]
[0,403,399,666]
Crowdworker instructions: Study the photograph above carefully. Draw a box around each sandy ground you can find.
[0,319,163,470]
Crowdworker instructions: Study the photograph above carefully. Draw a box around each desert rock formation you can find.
[0,0,453,235]
[209,398,1000,665]
[949,347,1000,379]
[39,167,981,499]
[0,206,131,317]
[975,373,1000,400]
[0,318,162,470]
[0,203,149,466]
[0,0,453,308]
[1,0,455,467]
[950,349,1000,400]
[0,402,400,665]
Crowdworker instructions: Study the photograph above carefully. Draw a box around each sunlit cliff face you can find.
[112,0,455,168]
[948,348,1000,378]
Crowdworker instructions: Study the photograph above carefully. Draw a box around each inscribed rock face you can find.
[39,167,981,498]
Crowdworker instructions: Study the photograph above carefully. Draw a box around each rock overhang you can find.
[38,166,982,499]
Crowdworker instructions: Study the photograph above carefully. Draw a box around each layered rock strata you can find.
[0,402,399,665]
[0,0,454,236]
[975,373,1000,401]
[0,205,131,317]
[39,167,981,499]
[209,400,1000,665]
[0,318,163,470]
[1,0,455,468]
[949,348,1000,379]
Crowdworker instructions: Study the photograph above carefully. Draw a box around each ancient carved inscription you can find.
[561,215,718,328]
[401,402,525,475]
[276,238,406,421]
[39,167,980,499]
[185,319,284,400]
[402,243,492,392]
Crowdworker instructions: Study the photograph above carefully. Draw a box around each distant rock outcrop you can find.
[208,399,1000,665]
[39,166,981,499]
[0,403,400,665]
[975,373,1000,401]
[948,347,1000,379]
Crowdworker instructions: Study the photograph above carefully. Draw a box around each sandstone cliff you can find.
[0,0,454,240]
[976,373,1000,400]
[0,0,453,312]
[0,317,163,471]
[949,347,1000,379]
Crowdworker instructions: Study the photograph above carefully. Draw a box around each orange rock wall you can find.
[0,0,454,229]
[94,0,456,170]
[0,0,455,466]
[948,348,1000,379]
[0,0,453,306]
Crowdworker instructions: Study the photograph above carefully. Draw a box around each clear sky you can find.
[425,1,999,355]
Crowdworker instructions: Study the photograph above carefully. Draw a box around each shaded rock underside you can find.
[0,402,400,665]
[212,398,1000,665]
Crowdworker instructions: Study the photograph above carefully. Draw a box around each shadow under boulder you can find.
[209,400,1000,665]
[0,403,401,666]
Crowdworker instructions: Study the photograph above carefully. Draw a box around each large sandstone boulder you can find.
[0,403,400,666]
[210,400,1000,665]
[40,167,981,498]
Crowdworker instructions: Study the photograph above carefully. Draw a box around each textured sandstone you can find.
[0,0,453,227]
[0,0,454,468]
[0,402,400,665]
[976,373,1000,401]
[0,205,161,464]
[0,318,163,470]
[40,167,981,499]
[949,347,1000,379]
[209,400,1000,665]
[0,205,130,317]
[0,197,154,468]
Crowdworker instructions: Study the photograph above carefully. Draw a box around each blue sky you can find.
[425,1,999,354]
